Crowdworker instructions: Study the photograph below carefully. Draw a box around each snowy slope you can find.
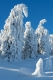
[0,58,53,80]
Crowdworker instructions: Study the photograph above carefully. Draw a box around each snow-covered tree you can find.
[35,19,51,55]
[22,22,37,59]
[49,34,53,55]
[0,3,28,62]
[0,33,2,57]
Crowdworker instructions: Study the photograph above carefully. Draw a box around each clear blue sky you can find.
[0,0,53,34]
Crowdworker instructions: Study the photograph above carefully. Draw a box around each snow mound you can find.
[32,58,45,76]
[45,57,53,71]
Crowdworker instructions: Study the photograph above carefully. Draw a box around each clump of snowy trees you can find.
[0,3,53,62]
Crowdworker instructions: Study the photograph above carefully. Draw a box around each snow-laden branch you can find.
[38,19,47,27]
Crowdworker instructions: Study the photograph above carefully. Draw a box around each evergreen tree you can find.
[0,4,28,62]
[35,19,51,55]
[49,34,53,55]
[22,22,37,59]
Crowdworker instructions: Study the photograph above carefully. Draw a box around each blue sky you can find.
[0,0,53,34]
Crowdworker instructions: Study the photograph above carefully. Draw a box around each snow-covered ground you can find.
[0,57,53,80]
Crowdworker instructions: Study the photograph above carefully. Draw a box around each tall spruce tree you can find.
[0,4,28,62]
[35,19,51,55]
[22,22,37,59]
